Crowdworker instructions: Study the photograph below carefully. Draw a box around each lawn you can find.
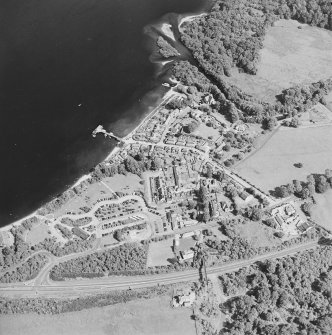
[103,173,144,195]
[226,19,332,103]
[53,182,112,218]
[0,295,196,335]
[193,123,221,141]
[25,220,50,245]
[235,125,332,193]
[311,189,332,231]
[146,239,175,267]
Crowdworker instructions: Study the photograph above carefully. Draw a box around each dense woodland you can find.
[50,243,148,280]
[0,254,48,283]
[156,36,179,58]
[218,246,332,334]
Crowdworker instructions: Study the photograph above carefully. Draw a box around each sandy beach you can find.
[178,12,206,31]
[160,23,176,41]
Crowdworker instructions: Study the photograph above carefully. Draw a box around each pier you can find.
[92,125,122,142]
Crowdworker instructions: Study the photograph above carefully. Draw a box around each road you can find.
[0,240,319,298]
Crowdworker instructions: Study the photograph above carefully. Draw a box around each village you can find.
[0,80,312,267]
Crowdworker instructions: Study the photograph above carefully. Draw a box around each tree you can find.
[263,116,277,131]
[227,103,239,123]
[317,176,328,193]
[156,36,179,58]
[223,144,231,152]
[206,166,213,179]
[290,116,300,127]
[276,186,289,198]
[199,185,209,204]
[308,182,316,196]
[287,183,295,195]
[302,202,313,216]
[293,180,303,194]
[202,205,210,222]
[188,200,196,210]
[307,174,315,184]
[251,208,263,221]
[324,169,332,179]
[301,188,310,200]
[185,121,199,133]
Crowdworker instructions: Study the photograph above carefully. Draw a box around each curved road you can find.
[0,240,319,298]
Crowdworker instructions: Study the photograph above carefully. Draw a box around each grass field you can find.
[235,125,332,193]
[311,189,332,231]
[25,221,50,245]
[147,239,175,267]
[235,221,281,248]
[227,20,332,102]
[103,173,144,195]
[0,295,196,335]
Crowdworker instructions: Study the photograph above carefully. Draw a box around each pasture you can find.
[235,125,332,193]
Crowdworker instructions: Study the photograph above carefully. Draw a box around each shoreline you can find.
[178,12,207,31]
[0,9,194,234]
[0,86,176,233]
[159,23,176,41]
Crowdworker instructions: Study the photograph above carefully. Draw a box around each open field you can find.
[103,173,144,195]
[53,182,113,218]
[0,295,196,335]
[227,20,332,102]
[25,220,50,244]
[147,239,175,267]
[193,123,221,141]
[235,221,281,248]
[235,125,332,193]
[311,189,332,231]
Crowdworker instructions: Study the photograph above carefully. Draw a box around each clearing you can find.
[311,189,332,231]
[25,220,50,245]
[147,239,175,267]
[227,19,332,103]
[0,295,196,335]
[193,123,222,141]
[235,221,281,248]
[235,125,332,193]
[102,173,144,195]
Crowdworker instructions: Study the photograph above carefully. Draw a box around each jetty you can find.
[92,125,122,142]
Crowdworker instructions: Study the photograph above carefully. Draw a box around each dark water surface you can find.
[0,0,204,226]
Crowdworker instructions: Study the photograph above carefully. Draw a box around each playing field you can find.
[0,295,196,335]
[227,19,332,102]
[235,125,332,193]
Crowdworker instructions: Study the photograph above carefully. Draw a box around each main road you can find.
[0,240,319,298]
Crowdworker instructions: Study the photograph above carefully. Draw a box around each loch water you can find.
[0,0,204,226]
